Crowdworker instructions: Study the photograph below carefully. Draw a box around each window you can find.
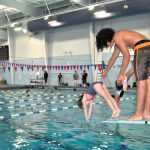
[0,45,9,60]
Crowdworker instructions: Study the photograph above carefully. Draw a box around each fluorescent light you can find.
[88,5,95,11]
[14,27,22,31]
[94,10,113,18]
[94,10,107,15]
[0,5,6,10]
[44,15,49,20]
[48,20,57,24]
[48,21,63,27]
[10,23,15,27]
[6,8,19,12]
[22,28,27,33]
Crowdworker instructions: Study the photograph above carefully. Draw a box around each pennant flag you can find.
[27,65,29,71]
[3,67,6,72]
[14,67,17,71]
[55,66,57,71]
[73,65,76,70]
[64,66,67,70]
[8,67,10,72]
[21,67,23,71]
[50,66,52,71]
[76,65,79,70]
[84,64,86,70]
[42,65,44,70]
[47,65,50,70]
[58,66,60,70]
[70,65,73,70]
[87,65,90,70]
[94,64,97,70]
[52,66,55,70]
[67,66,69,70]
[61,66,63,70]
[80,65,83,70]
[97,64,101,70]
[31,65,34,71]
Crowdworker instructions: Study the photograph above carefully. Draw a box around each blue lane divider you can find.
[0,97,81,109]
[0,101,103,120]
[2,94,80,103]
[0,98,79,110]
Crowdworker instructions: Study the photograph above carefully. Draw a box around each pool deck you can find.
[0,84,47,90]
[0,84,136,92]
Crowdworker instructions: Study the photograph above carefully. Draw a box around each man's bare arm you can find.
[104,45,120,74]
[116,43,130,80]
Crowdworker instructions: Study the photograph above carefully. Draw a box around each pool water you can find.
[0,88,150,150]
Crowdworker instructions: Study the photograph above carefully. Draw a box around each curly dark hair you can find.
[77,94,84,109]
[96,28,115,52]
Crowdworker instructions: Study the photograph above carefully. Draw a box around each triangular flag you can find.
[21,67,23,71]
[67,66,69,70]
[58,66,60,70]
[73,65,76,70]
[64,66,67,70]
[97,64,101,70]
[80,65,83,70]
[61,66,63,70]
[87,65,90,70]
[8,67,10,72]
[94,64,97,70]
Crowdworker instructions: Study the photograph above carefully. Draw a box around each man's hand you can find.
[101,71,107,79]
[116,74,124,83]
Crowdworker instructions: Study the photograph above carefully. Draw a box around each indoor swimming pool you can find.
[0,88,149,150]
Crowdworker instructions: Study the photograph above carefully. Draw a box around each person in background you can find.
[82,70,88,87]
[73,70,79,87]
[36,70,40,80]
[77,81,121,123]
[96,28,150,120]
[58,73,63,85]
[101,60,106,73]
[44,70,48,85]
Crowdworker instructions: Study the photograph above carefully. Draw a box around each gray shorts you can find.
[134,46,150,81]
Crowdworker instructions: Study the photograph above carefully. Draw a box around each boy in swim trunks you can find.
[96,28,150,120]
[77,82,121,123]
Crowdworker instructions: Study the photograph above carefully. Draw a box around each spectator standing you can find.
[58,73,63,85]
[73,71,79,87]
[101,61,106,73]
[44,70,48,85]
[82,70,88,87]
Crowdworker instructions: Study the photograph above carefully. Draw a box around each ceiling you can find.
[0,0,150,32]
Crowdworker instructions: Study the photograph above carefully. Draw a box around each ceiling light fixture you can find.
[44,15,49,20]
[14,26,22,31]
[22,23,28,33]
[48,20,63,27]
[88,5,95,11]
[124,0,128,9]
[13,23,22,31]
[0,5,7,10]
[94,10,113,18]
